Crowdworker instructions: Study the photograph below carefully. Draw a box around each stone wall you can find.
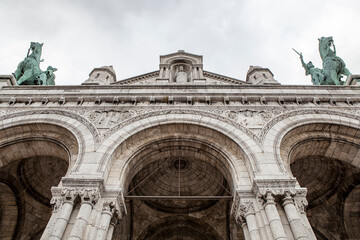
[0,84,359,239]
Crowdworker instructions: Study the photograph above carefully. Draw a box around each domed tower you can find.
[246,65,279,85]
[82,65,116,85]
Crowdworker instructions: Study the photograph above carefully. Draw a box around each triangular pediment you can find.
[114,50,247,85]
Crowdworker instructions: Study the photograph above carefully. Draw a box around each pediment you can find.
[114,70,246,85]
[114,50,247,85]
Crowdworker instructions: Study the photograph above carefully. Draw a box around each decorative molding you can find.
[69,108,286,134]
[259,108,360,143]
[3,108,360,150]
[103,108,261,145]
[61,177,104,188]
[116,71,159,85]
[252,178,297,195]
[51,186,101,205]
[203,71,246,84]
[0,109,100,144]
[252,178,307,203]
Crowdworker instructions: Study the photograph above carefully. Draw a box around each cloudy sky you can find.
[1,0,359,85]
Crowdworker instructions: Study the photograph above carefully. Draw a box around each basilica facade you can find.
[0,51,359,240]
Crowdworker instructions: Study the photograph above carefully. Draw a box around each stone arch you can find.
[137,215,224,240]
[0,110,98,171]
[98,112,262,185]
[0,111,93,239]
[0,123,76,173]
[270,110,360,239]
[102,125,256,192]
[106,121,242,239]
[262,109,360,173]
[165,56,198,65]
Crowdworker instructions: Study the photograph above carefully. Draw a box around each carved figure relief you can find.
[87,110,133,128]
[224,110,277,128]
[175,65,188,83]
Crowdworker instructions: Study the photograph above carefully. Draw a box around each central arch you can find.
[105,122,253,239]
[105,122,253,191]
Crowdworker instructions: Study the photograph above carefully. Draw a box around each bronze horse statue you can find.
[14,42,56,85]
[294,37,351,85]
[318,36,351,85]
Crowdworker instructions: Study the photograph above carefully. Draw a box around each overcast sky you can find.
[1,0,359,85]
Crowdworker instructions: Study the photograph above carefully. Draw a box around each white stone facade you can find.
[0,51,359,239]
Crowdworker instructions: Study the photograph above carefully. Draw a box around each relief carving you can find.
[87,110,133,128]
[259,108,360,143]
[224,110,277,128]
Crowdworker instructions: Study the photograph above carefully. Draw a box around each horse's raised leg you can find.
[17,69,33,85]
[342,67,351,76]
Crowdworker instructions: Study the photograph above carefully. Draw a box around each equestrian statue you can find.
[294,37,351,85]
[13,42,57,85]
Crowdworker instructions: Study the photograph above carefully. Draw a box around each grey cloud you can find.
[0,0,359,85]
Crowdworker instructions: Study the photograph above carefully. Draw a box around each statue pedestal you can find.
[345,74,360,86]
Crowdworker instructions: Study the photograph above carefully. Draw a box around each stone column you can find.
[48,188,76,240]
[96,201,115,240]
[295,198,316,240]
[84,205,102,240]
[253,200,270,240]
[258,198,273,240]
[239,202,261,240]
[69,189,99,240]
[282,191,309,240]
[262,191,287,240]
[106,218,118,240]
[40,197,63,240]
[241,220,251,240]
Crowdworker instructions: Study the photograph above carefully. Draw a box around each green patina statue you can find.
[13,42,56,85]
[294,37,351,85]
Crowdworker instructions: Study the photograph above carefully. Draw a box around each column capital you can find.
[231,191,257,226]
[50,196,63,212]
[282,190,295,207]
[239,201,255,218]
[61,187,77,203]
[78,188,100,206]
[100,191,127,221]
[51,187,102,205]
[102,201,116,215]
[261,190,276,207]
[294,197,308,214]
